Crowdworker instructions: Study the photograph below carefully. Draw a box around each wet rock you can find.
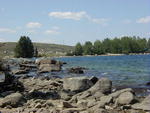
[132,95,150,111]
[0,92,25,107]
[118,91,134,105]
[67,67,85,74]
[63,76,93,92]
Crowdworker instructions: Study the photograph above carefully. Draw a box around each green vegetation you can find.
[14,36,34,58]
[0,42,73,58]
[74,43,83,56]
[70,36,150,56]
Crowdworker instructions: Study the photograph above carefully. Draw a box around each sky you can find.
[0,0,150,45]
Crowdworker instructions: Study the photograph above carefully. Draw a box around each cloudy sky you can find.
[0,0,150,45]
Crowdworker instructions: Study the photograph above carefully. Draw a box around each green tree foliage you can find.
[74,42,83,56]
[83,41,93,55]
[103,38,112,53]
[14,36,34,58]
[93,40,104,55]
[71,36,149,56]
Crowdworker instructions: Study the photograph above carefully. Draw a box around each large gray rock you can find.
[89,78,112,94]
[118,91,134,105]
[132,95,150,111]
[39,64,61,72]
[37,59,63,73]
[0,92,24,107]
[63,77,93,92]
[109,88,133,98]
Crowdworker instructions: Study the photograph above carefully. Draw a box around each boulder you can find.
[63,77,93,92]
[89,78,112,94]
[132,95,150,111]
[37,59,63,73]
[39,64,61,73]
[109,88,133,98]
[0,92,24,107]
[118,91,134,105]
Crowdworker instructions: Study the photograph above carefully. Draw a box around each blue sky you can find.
[0,0,150,45]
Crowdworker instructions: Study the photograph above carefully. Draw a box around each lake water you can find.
[57,55,150,89]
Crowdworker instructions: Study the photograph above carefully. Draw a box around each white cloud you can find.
[136,16,150,24]
[49,11,87,20]
[26,22,42,28]
[48,11,109,26]
[90,18,109,26]
[45,30,60,35]
[0,28,16,33]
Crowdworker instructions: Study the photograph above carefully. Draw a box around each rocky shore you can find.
[0,58,150,113]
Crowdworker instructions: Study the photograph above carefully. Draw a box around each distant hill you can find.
[0,42,74,58]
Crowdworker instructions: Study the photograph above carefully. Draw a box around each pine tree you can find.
[74,42,83,56]
[14,36,34,58]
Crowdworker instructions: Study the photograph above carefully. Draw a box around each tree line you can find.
[68,36,150,56]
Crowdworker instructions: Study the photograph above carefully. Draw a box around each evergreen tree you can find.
[93,40,104,55]
[14,36,34,58]
[102,38,112,53]
[83,41,93,55]
[74,42,83,56]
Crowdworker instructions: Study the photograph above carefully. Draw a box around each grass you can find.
[0,42,74,58]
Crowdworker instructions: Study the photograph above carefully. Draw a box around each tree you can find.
[83,41,93,55]
[102,38,112,53]
[93,40,104,55]
[14,36,34,58]
[74,42,83,56]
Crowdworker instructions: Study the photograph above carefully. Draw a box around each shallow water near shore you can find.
[56,55,150,95]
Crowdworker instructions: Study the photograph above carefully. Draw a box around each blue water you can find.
[56,55,150,88]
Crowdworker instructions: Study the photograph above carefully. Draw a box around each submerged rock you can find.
[67,67,85,74]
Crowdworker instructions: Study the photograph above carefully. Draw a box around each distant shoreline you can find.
[57,53,150,58]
